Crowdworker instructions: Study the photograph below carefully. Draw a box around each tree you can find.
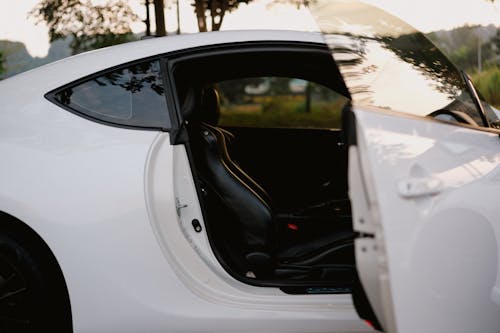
[494,29,500,51]
[427,25,499,72]
[31,0,138,54]
[153,0,166,36]
[31,0,314,55]
[192,0,250,32]
[0,51,5,77]
[191,0,315,33]
[380,32,464,97]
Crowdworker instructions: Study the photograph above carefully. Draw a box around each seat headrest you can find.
[181,86,221,125]
[181,86,201,122]
[200,86,221,125]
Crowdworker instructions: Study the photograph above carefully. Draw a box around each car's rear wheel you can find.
[0,234,71,332]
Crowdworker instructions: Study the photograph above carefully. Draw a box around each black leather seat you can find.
[185,87,276,275]
[194,87,272,204]
[184,86,355,278]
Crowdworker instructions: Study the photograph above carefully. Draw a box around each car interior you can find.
[171,44,359,293]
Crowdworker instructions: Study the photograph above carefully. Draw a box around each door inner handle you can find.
[397,177,443,199]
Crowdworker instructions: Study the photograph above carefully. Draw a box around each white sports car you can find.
[0,1,499,332]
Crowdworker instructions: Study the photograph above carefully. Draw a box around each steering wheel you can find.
[428,109,479,127]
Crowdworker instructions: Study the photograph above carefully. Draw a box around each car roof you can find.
[0,30,324,95]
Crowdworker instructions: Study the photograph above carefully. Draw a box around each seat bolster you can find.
[202,123,272,204]
[198,127,274,253]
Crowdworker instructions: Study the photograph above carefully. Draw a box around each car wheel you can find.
[0,234,70,332]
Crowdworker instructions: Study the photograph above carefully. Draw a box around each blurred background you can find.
[0,0,498,107]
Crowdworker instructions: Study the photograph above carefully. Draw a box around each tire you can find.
[0,234,71,332]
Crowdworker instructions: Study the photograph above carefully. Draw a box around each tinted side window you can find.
[313,1,487,129]
[476,88,500,129]
[218,77,348,129]
[55,60,170,129]
[483,102,500,129]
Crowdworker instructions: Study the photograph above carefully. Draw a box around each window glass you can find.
[476,90,500,129]
[217,77,348,129]
[311,0,487,128]
[483,102,500,129]
[55,60,170,128]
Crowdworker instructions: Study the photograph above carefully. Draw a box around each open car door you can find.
[347,104,500,333]
[311,1,500,332]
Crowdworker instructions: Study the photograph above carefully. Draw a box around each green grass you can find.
[219,95,346,129]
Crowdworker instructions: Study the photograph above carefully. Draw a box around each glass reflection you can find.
[311,0,482,122]
[57,60,168,128]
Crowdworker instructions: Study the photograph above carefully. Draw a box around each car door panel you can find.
[350,106,500,333]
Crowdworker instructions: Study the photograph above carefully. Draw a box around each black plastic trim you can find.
[352,276,383,331]
[462,70,489,128]
[164,57,188,144]
[342,102,357,147]
[169,42,333,64]
[162,57,187,143]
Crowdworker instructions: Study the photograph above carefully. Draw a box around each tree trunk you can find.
[210,0,228,31]
[176,0,181,34]
[154,0,167,36]
[194,1,208,32]
[144,0,152,36]
[305,81,312,113]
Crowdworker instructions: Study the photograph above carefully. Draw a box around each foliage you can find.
[450,45,477,70]
[220,95,345,128]
[31,0,138,54]
[217,77,265,103]
[71,32,136,54]
[427,25,499,73]
[380,32,465,97]
[472,65,500,108]
[192,0,251,32]
[191,0,316,32]
[449,41,495,72]
[426,25,499,107]
[218,77,347,129]
[0,39,73,79]
[494,30,500,52]
[0,51,4,77]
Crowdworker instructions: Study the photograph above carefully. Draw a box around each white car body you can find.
[0,2,499,332]
[0,31,369,333]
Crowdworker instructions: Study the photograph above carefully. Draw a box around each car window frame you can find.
[164,41,352,145]
[460,71,489,127]
[46,39,500,139]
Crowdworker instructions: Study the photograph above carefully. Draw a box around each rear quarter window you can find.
[53,60,170,129]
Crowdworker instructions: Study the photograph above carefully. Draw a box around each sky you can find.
[0,0,498,57]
